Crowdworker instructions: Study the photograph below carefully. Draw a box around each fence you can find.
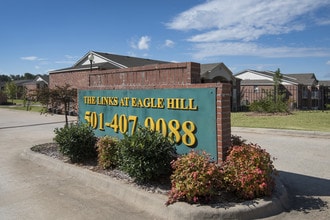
[239,85,299,109]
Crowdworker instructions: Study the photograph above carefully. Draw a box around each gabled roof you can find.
[201,63,221,74]
[13,79,33,86]
[50,51,170,74]
[240,79,275,86]
[22,75,49,86]
[235,69,325,86]
[319,80,330,86]
[285,73,318,86]
[200,63,234,82]
[235,69,299,85]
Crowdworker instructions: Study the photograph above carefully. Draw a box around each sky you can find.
[1,0,330,80]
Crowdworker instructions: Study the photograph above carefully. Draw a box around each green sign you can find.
[78,88,217,160]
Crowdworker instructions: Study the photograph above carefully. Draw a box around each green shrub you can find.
[166,151,222,205]
[231,134,246,146]
[54,123,97,163]
[96,136,119,169]
[250,95,289,113]
[222,144,277,199]
[118,126,176,183]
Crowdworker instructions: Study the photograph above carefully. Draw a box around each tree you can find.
[53,84,77,126]
[36,84,77,126]
[4,81,17,103]
[273,68,283,104]
[0,74,11,82]
[10,74,21,81]
[23,73,35,80]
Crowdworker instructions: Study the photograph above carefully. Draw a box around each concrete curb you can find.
[232,127,330,139]
[21,149,290,220]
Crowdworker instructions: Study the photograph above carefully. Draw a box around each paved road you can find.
[0,108,157,220]
[232,127,330,220]
[1,108,329,219]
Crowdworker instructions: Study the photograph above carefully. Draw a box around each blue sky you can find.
[1,0,330,80]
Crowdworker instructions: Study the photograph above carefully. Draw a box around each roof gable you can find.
[235,69,298,85]
[200,63,234,82]
[75,51,127,69]
[285,73,318,86]
[51,51,170,74]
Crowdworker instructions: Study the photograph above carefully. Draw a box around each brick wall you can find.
[49,62,231,163]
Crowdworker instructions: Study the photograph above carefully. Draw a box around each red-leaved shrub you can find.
[222,144,277,199]
[166,151,222,205]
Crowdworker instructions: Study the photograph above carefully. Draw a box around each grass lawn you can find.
[0,99,44,113]
[231,111,330,132]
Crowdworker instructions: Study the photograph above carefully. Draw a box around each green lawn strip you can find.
[0,105,44,113]
[0,99,43,112]
[231,111,330,132]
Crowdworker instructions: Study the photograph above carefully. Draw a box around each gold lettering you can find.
[166,98,198,110]
[188,99,198,110]
[143,98,151,107]
[84,96,96,105]
[124,97,130,106]
[120,98,126,106]
[131,97,137,107]
[180,98,189,110]
[157,98,165,109]
[167,98,176,109]
[97,97,118,106]
[137,98,143,107]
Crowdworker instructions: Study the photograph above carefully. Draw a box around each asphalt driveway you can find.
[1,108,329,219]
[0,108,157,220]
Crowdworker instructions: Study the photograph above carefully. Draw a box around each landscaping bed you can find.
[31,142,245,205]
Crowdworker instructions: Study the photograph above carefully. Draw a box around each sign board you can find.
[78,88,217,160]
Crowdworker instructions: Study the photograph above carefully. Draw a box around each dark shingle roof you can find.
[235,69,299,85]
[94,51,170,68]
[319,80,330,86]
[240,79,274,86]
[285,73,317,86]
[200,63,220,74]
[50,51,171,73]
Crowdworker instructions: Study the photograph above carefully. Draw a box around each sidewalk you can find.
[232,127,330,139]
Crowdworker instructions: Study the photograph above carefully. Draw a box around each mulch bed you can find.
[31,143,247,206]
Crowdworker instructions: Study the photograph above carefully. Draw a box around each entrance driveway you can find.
[0,108,156,220]
[1,108,329,219]
[232,127,330,219]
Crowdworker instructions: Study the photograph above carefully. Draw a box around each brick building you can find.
[235,69,330,110]
[49,51,233,162]
[49,51,238,110]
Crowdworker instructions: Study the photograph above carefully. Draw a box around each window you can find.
[254,86,259,93]
[302,86,308,98]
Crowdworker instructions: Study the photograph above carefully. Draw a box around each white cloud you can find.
[137,36,151,50]
[130,36,151,50]
[21,56,38,61]
[167,0,328,42]
[191,42,330,59]
[55,61,75,65]
[165,39,175,47]
[166,0,330,59]
[64,55,78,60]
[326,60,330,65]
